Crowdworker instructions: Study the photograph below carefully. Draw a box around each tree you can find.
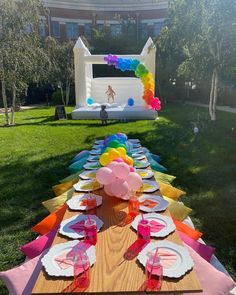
[0,0,47,125]
[157,0,236,120]
[44,37,74,106]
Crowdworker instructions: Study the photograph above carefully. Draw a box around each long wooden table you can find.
[32,187,202,294]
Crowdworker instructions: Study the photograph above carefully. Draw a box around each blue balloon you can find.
[128,98,134,106]
[87,97,94,105]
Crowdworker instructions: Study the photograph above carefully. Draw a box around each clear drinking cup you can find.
[84,218,97,245]
[73,250,90,288]
[137,219,151,242]
[145,254,163,290]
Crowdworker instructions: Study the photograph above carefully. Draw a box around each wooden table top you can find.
[32,187,202,294]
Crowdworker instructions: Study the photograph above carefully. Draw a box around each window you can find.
[52,21,60,38]
[153,21,164,36]
[97,24,104,31]
[84,24,92,37]
[66,22,78,39]
[39,20,46,37]
[110,24,122,37]
[140,23,148,39]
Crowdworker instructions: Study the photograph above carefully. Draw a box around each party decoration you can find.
[128,98,134,106]
[104,55,161,110]
[96,159,142,200]
[87,97,94,105]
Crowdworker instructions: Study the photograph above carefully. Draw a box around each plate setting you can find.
[41,240,96,277]
[59,214,104,239]
[134,160,150,169]
[79,170,97,180]
[90,149,102,155]
[67,193,103,211]
[87,155,100,162]
[83,162,101,170]
[130,147,143,154]
[73,179,102,192]
[128,139,140,144]
[137,169,154,179]
[138,195,168,212]
[132,153,146,161]
[140,180,160,193]
[137,241,194,278]
[131,213,175,238]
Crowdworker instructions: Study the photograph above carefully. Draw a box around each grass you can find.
[0,104,236,293]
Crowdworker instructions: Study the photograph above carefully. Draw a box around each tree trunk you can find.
[65,81,70,106]
[10,83,16,125]
[1,78,10,126]
[212,68,219,121]
[60,84,65,106]
[209,69,216,120]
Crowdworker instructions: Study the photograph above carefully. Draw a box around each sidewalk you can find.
[186,101,236,114]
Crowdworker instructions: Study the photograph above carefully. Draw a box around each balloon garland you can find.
[104,54,161,110]
[96,133,142,200]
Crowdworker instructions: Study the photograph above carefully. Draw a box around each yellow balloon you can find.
[99,153,110,166]
[108,148,120,160]
[117,147,126,157]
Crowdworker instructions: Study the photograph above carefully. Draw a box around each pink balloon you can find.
[129,166,135,172]
[111,179,129,197]
[119,192,130,200]
[104,184,113,196]
[150,97,161,110]
[126,172,143,191]
[96,167,115,185]
[112,162,130,179]
[107,162,117,170]
[113,158,124,163]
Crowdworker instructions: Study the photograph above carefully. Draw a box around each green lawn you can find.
[0,104,236,293]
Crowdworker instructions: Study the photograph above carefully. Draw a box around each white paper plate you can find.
[132,153,146,161]
[87,155,100,162]
[67,193,103,211]
[138,195,169,212]
[83,162,101,170]
[130,147,143,154]
[128,139,140,143]
[59,214,104,239]
[73,180,102,192]
[134,160,150,169]
[95,139,104,144]
[42,240,96,277]
[79,170,97,180]
[131,213,175,238]
[90,149,101,155]
[137,241,194,278]
[140,180,160,193]
[92,144,104,150]
[132,143,141,148]
[137,169,154,179]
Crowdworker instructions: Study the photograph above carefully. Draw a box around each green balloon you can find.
[108,140,120,148]
[117,143,127,150]
[104,147,111,153]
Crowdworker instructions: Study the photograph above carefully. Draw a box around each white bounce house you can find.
[72,37,157,120]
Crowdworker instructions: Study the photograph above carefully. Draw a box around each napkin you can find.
[55,242,91,270]
[69,220,85,234]
[147,249,178,272]
[149,220,165,233]
[139,199,158,209]
[55,254,74,269]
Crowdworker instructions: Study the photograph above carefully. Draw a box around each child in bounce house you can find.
[100,105,108,125]
[105,85,116,103]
